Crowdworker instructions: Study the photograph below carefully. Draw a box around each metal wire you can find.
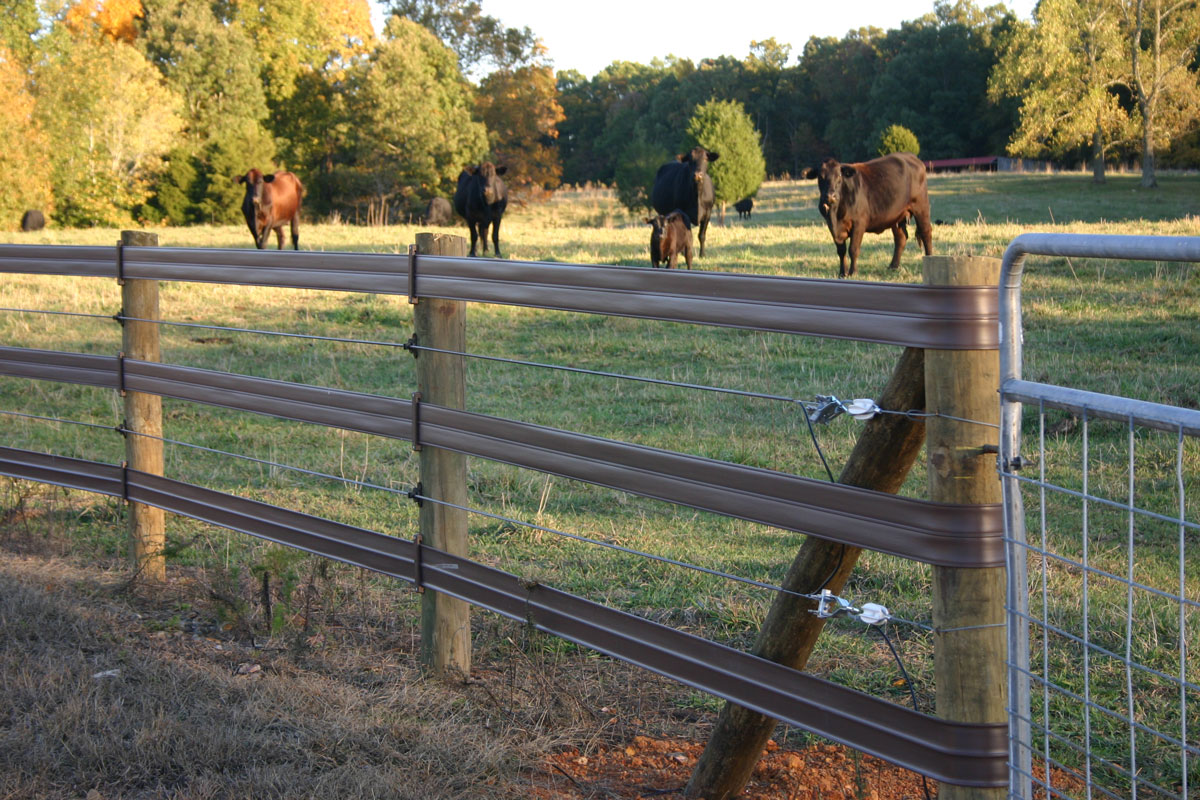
[115,315,411,349]
[116,427,414,496]
[408,342,799,403]
[1005,471,1200,533]
[869,625,933,800]
[1008,663,1199,759]
[1007,607,1200,694]
[0,307,115,321]
[103,320,1004,433]
[411,344,1003,431]
[882,407,1002,429]
[411,490,823,601]
[0,408,118,432]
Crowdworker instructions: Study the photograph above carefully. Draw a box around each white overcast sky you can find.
[372,1,1037,77]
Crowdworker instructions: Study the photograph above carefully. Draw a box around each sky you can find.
[373,1,1038,78]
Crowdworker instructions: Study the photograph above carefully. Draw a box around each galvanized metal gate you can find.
[999,234,1200,800]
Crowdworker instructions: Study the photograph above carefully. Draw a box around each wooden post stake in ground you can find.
[686,346,927,800]
[924,254,1006,800]
[414,232,472,679]
[120,230,165,584]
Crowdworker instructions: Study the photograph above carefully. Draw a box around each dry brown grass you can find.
[0,490,713,800]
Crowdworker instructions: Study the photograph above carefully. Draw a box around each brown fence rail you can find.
[1,244,999,348]
[0,242,1007,788]
[0,445,1008,786]
[0,346,1003,568]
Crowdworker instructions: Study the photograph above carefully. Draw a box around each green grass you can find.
[3,170,1199,795]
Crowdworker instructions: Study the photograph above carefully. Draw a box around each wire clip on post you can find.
[116,352,127,397]
[411,532,424,593]
[407,244,418,305]
[116,240,125,286]
[403,333,419,358]
[411,391,422,451]
[803,395,881,424]
[810,589,891,626]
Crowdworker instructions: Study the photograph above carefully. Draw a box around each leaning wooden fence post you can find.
[685,345,927,800]
[413,232,471,679]
[924,254,1006,800]
[120,230,165,584]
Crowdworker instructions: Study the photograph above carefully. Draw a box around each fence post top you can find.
[414,232,467,257]
[119,230,159,247]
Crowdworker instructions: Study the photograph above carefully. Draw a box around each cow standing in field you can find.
[651,146,718,257]
[645,211,694,269]
[237,169,303,250]
[454,162,508,257]
[734,197,753,219]
[803,152,932,278]
[20,210,45,231]
[422,196,453,226]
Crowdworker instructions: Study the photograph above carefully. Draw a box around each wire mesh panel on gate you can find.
[999,233,1200,800]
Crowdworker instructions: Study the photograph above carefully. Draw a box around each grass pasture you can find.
[1,170,1199,798]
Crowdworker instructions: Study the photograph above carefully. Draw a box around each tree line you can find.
[1,0,1196,231]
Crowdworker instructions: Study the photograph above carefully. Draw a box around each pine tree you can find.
[684,99,766,219]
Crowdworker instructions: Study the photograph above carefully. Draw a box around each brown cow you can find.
[236,168,303,250]
[803,152,932,278]
[644,210,694,269]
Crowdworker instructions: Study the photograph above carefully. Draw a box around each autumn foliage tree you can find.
[65,0,144,43]
[476,64,566,196]
[35,22,182,226]
[0,49,53,228]
[990,0,1134,182]
[1118,0,1200,187]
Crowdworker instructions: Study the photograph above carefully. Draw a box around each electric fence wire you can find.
[0,407,982,636]
[114,315,411,350]
[0,408,121,432]
[801,402,845,593]
[0,307,115,321]
[0,307,1002,432]
[0,304,1001,432]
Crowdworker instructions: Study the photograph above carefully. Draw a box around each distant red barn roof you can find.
[924,156,1000,172]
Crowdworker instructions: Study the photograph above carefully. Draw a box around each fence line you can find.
[0,443,1008,786]
[0,241,1013,787]
[0,345,1004,568]
[0,243,999,349]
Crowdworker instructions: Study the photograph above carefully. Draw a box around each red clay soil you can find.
[529,736,1088,799]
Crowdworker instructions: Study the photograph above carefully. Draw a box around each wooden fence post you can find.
[685,346,927,800]
[120,230,165,584]
[924,254,1006,800]
[413,232,471,679]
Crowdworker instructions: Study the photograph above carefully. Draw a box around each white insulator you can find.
[857,602,891,625]
[846,398,881,420]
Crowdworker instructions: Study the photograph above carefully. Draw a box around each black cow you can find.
[453,162,508,257]
[20,210,45,231]
[802,152,933,278]
[734,197,753,219]
[650,146,719,257]
[422,196,453,226]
